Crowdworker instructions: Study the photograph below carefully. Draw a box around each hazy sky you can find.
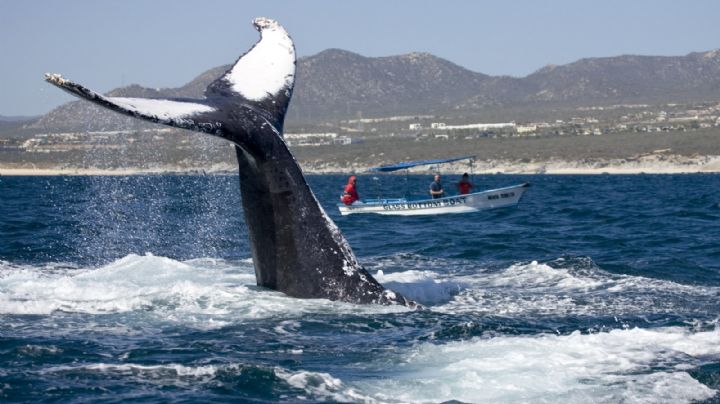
[2,0,719,116]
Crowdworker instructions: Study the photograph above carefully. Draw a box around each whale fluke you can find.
[45,18,417,307]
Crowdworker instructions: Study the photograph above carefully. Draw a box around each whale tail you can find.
[44,17,296,139]
[44,18,416,307]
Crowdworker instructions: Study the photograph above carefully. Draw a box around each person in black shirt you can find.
[429,174,444,199]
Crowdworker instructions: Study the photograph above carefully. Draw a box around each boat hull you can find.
[338,183,530,216]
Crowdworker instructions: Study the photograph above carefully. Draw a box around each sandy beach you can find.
[305,154,720,175]
[2,155,720,176]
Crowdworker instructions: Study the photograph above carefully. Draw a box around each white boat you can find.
[337,156,531,216]
[338,182,530,216]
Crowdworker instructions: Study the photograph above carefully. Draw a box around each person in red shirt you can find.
[340,175,360,205]
[457,173,473,195]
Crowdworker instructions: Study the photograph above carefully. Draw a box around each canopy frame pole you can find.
[404,169,409,200]
[470,158,475,183]
[373,175,381,201]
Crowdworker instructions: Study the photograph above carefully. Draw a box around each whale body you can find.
[45,17,415,307]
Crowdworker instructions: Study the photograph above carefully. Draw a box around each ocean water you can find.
[1,173,719,403]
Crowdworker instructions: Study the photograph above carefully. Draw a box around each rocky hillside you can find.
[27,48,720,131]
[289,49,493,119]
[522,50,720,103]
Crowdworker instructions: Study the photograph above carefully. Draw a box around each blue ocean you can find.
[1,174,719,403]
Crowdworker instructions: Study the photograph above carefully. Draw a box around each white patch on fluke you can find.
[225,17,295,100]
[108,97,215,120]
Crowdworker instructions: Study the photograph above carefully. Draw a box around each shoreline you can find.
[2,155,720,176]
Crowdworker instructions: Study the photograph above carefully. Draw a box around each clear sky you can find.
[2,0,719,116]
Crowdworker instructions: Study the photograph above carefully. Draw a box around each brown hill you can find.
[27,48,720,131]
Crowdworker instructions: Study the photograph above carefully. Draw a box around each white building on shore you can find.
[284,132,352,147]
[422,122,516,131]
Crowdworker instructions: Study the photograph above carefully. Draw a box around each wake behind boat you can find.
[338,156,531,216]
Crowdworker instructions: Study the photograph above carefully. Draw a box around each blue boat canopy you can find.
[369,156,475,172]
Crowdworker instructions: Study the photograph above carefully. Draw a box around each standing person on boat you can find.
[341,175,360,205]
[457,173,473,195]
[429,174,445,199]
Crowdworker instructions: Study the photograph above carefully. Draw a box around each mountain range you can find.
[27,48,720,132]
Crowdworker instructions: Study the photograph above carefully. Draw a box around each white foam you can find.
[435,260,720,316]
[4,255,707,322]
[486,260,604,290]
[0,254,407,326]
[375,269,466,305]
[353,326,719,403]
[275,369,376,403]
[0,254,245,317]
[4,254,719,402]
[54,328,713,403]
[41,362,375,402]
[42,362,235,387]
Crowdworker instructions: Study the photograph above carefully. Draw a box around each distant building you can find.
[333,136,352,145]
[285,132,338,140]
[433,122,515,131]
[345,115,433,124]
[516,125,537,134]
[283,132,351,147]
[668,115,699,123]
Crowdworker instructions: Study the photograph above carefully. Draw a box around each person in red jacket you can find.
[340,175,360,205]
[457,173,473,195]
